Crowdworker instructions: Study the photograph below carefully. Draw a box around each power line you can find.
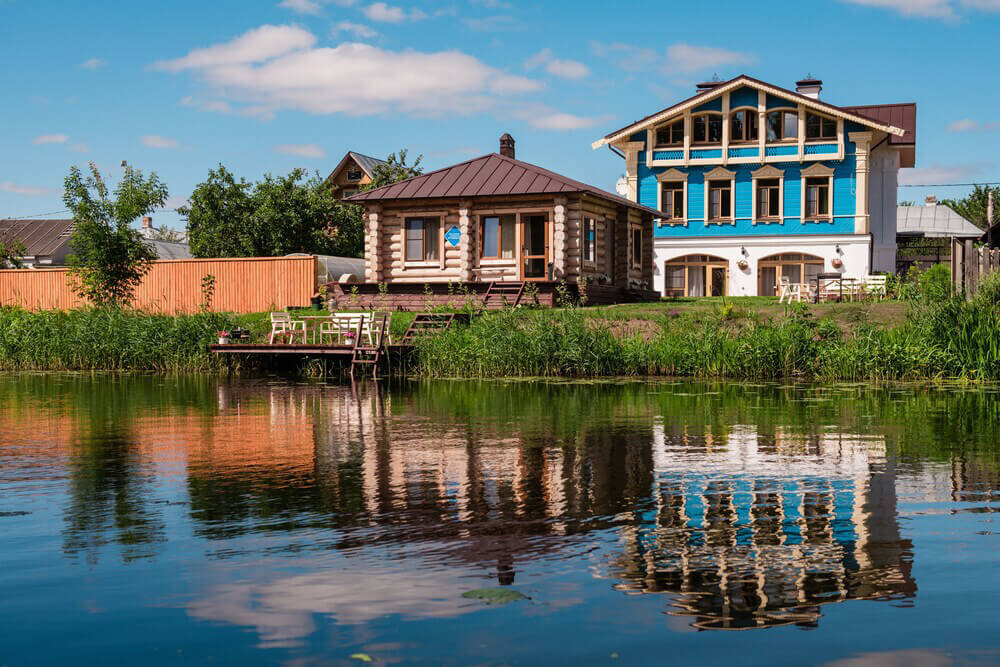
[899,182,1000,188]
[1,209,70,220]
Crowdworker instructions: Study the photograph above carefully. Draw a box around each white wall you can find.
[869,145,900,273]
[653,234,872,296]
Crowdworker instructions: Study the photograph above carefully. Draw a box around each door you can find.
[520,215,549,280]
[710,267,727,297]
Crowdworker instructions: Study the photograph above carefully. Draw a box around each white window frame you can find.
[800,163,835,224]
[751,165,784,225]
[656,168,688,227]
[703,166,736,226]
[582,217,597,267]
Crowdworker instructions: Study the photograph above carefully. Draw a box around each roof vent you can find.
[696,74,724,94]
[795,75,823,100]
[499,133,515,159]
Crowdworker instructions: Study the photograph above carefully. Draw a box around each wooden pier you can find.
[210,343,413,356]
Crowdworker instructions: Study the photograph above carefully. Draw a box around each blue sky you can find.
[3,0,1000,229]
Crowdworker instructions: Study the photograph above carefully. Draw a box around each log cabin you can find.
[340,135,662,307]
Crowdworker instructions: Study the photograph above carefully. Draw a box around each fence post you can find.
[951,238,961,296]
[964,239,975,299]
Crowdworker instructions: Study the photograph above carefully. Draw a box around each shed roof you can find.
[0,219,73,257]
[897,205,982,238]
[345,152,664,216]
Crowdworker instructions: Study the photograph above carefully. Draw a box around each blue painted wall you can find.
[729,86,758,109]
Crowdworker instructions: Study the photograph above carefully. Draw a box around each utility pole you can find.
[988,189,995,245]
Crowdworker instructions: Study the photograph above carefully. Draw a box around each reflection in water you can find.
[3,375,1000,662]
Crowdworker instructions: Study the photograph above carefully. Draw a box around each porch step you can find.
[350,313,390,378]
[400,313,465,345]
[478,281,525,314]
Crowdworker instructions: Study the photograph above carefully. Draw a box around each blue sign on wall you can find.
[444,225,461,247]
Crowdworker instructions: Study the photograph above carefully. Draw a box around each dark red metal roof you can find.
[345,153,663,216]
[842,103,916,145]
[0,219,73,257]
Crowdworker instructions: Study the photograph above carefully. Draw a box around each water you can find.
[1,375,999,666]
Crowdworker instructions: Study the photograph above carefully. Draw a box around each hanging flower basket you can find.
[737,259,749,270]
[831,257,843,269]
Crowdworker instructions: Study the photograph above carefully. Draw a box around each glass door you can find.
[710,267,727,296]
[520,215,549,280]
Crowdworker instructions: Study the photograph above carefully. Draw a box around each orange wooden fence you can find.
[0,256,317,313]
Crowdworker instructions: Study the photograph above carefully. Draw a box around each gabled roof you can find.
[344,152,664,216]
[146,239,192,260]
[844,104,916,146]
[328,151,387,181]
[897,205,982,238]
[594,74,908,149]
[0,219,73,257]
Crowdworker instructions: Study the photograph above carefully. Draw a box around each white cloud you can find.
[154,25,541,117]
[841,0,1000,18]
[526,112,611,131]
[899,164,982,185]
[947,119,1000,132]
[71,142,90,153]
[141,135,180,149]
[665,43,754,74]
[462,14,518,30]
[362,2,424,22]
[471,0,511,7]
[523,49,589,79]
[0,181,54,196]
[275,143,326,157]
[33,133,69,145]
[79,58,106,70]
[589,41,663,73]
[277,0,322,14]
[152,25,317,72]
[331,21,378,38]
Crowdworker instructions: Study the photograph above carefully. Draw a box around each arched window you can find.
[766,109,798,142]
[692,112,723,145]
[758,253,824,296]
[730,108,758,143]
[655,119,684,147]
[664,255,729,297]
[805,112,837,140]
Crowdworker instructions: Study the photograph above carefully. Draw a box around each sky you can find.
[3,0,1000,230]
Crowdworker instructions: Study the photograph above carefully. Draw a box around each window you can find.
[655,120,684,147]
[692,113,723,144]
[663,255,729,297]
[660,181,685,222]
[708,180,732,220]
[756,178,781,220]
[404,217,440,261]
[582,218,596,263]
[341,188,358,199]
[630,226,642,269]
[346,168,363,182]
[758,253,823,297]
[805,113,837,140]
[805,178,831,219]
[481,215,515,259]
[766,110,798,141]
[730,109,758,143]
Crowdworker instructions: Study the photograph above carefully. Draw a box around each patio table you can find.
[291,315,336,344]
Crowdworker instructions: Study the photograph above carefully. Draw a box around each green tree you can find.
[942,184,1000,230]
[63,162,165,307]
[0,238,27,268]
[181,166,363,258]
[364,148,423,190]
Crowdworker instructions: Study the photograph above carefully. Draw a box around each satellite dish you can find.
[615,176,628,196]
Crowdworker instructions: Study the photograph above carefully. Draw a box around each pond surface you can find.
[2,375,1000,665]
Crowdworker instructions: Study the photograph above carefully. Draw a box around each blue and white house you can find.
[593,75,916,297]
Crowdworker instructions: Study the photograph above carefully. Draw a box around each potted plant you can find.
[216,330,231,344]
[737,259,749,270]
[831,257,843,269]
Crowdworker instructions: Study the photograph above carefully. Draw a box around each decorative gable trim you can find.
[705,166,736,180]
[801,162,835,177]
[656,168,687,182]
[751,165,784,179]
[593,75,906,149]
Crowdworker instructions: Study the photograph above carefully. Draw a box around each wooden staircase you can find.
[478,281,525,314]
[350,313,390,377]
[399,313,466,345]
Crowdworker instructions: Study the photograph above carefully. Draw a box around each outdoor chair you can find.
[269,312,306,344]
[319,313,375,346]
[778,277,804,303]
[862,275,888,300]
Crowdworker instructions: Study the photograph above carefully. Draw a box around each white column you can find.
[365,204,382,283]
[458,199,473,281]
[757,90,766,162]
[850,132,873,235]
[621,142,644,202]
[553,196,567,279]
[721,91,730,166]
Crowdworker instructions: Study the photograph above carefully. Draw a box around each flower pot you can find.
[218,336,230,344]
[310,295,324,310]
[831,258,843,269]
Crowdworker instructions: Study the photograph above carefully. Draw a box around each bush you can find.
[919,263,952,302]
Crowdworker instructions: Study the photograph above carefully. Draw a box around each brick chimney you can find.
[925,195,938,206]
[142,216,153,229]
[499,133,515,159]
[795,76,823,99]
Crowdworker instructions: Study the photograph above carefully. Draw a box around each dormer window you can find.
[692,113,723,144]
[805,113,837,140]
[730,109,758,143]
[347,168,363,182]
[766,110,798,142]
[655,120,683,147]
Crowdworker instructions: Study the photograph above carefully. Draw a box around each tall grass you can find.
[0,307,261,372]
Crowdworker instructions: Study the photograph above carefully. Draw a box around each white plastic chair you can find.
[778,277,803,303]
[319,313,374,345]
[863,275,888,299]
[269,312,306,344]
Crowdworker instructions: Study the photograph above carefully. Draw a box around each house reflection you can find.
[191,382,916,631]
